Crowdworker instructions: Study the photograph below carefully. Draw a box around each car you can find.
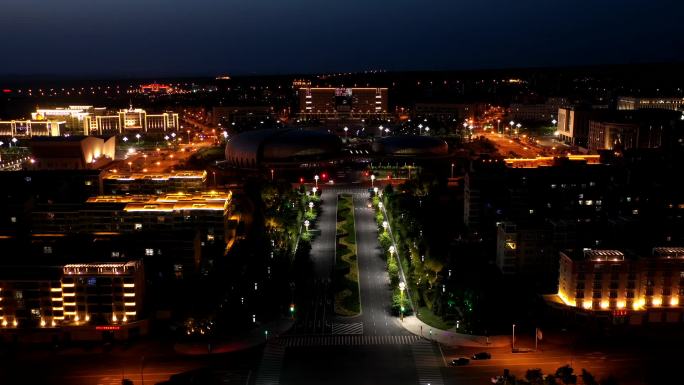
[472,352,492,360]
[449,357,470,366]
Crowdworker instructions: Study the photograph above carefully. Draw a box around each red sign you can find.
[96,325,121,330]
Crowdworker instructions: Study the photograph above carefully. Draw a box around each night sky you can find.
[1,0,682,76]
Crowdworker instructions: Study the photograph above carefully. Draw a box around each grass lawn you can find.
[417,306,456,331]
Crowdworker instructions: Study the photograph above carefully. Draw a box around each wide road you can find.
[352,191,407,336]
[273,186,444,385]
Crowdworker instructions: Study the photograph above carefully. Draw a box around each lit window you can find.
[10,217,16,223]
[145,248,154,256]
[43,246,53,254]
[134,223,143,230]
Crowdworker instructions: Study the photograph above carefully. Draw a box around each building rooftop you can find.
[102,170,207,181]
[63,261,141,276]
[652,247,684,259]
[87,191,232,212]
[583,249,625,261]
[504,155,601,168]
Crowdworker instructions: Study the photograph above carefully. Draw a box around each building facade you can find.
[556,248,684,323]
[617,97,684,111]
[298,87,388,119]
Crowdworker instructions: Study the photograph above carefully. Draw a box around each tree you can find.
[525,369,544,385]
[581,369,598,385]
[555,365,576,384]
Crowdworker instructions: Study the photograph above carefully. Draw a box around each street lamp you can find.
[378,202,383,209]
[314,174,319,187]
[373,187,378,195]
[309,201,314,212]
[370,174,376,187]
[343,126,348,140]
[270,169,274,181]
[418,123,423,135]
[122,136,128,143]
[135,133,141,144]
[389,245,395,255]
[312,187,317,195]
[382,221,388,232]
[512,323,516,351]
[425,126,430,135]
[450,163,455,178]
[304,220,310,232]
[399,281,406,321]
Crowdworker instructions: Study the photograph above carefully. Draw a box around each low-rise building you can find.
[102,170,207,194]
[555,248,684,323]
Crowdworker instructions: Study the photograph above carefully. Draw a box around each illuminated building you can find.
[0,120,65,137]
[556,248,684,323]
[84,106,179,134]
[62,261,144,325]
[617,96,684,111]
[298,87,388,119]
[102,170,207,194]
[27,136,116,170]
[33,191,236,246]
[0,261,143,331]
[5,105,180,136]
[140,83,172,94]
[0,266,63,329]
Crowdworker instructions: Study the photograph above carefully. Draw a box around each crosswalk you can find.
[411,340,445,385]
[255,341,286,385]
[332,322,363,335]
[280,334,420,347]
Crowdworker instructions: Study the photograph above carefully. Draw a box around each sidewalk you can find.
[174,317,295,355]
[400,315,510,348]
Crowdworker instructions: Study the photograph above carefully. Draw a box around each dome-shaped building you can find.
[372,135,448,157]
[225,128,342,169]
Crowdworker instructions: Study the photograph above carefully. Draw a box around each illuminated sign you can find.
[96,325,121,330]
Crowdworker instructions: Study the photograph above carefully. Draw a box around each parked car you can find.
[449,357,470,366]
[472,352,492,360]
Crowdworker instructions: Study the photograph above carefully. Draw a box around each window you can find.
[87,277,96,286]
[10,217,16,223]
[145,248,154,256]
[43,246,53,254]
[134,223,143,230]
[111,251,120,258]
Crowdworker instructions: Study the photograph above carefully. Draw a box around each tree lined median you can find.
[333,194,360,316]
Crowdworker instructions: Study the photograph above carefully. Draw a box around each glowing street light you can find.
[370,174,376,187]
[304,220,310,232]
[309,201,314,212]
[451,163,455,178]
[343,126,348,140]
[382,221,388,232]
[122,136,129,143]
[399,281,406,321]
[418,123,423,135]
[389,245,395,256]
[373,187,379,195]
[135,133,141,144]
[314,174,319,187]
[424,126,430,135]
[312,187,318,195]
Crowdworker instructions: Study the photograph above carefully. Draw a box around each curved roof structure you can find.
[225,128,342,168]
[371,135,448,157]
